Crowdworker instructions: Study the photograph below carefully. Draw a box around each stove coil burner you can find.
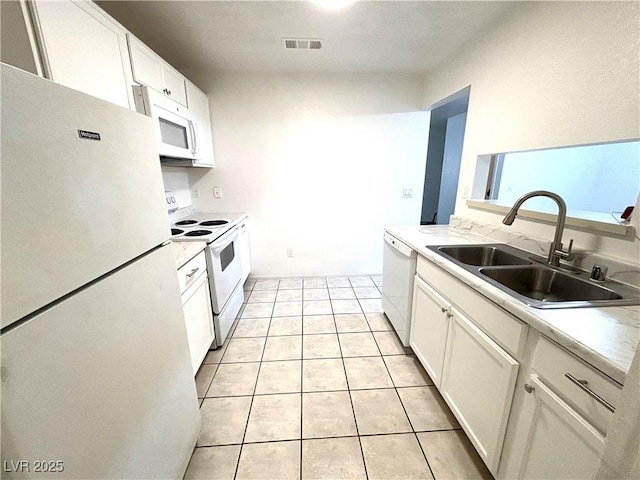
[184,230,213,237]
[200,220,229,226]
[171,228,184,235]
[175,220,198,226]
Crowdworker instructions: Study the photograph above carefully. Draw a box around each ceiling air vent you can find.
[282,38,323,50]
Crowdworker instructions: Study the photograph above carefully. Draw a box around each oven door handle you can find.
[209,225,240,251]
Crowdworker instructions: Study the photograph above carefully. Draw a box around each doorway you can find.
[421,87,470,225]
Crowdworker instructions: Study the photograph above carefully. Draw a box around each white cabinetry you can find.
[410,275,451,388]
[128,35,187,107]
[185,80,215,167]
[440,307,519,474]
[237,219,251,282]
[501,335,621,479]
[506,375,604,479]
[29,0,134,109]
[409,252,624,480]
[410,255,526,476]
[178,251,214,374]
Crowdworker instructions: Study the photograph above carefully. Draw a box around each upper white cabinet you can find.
[128,35,187,107]
[185,80,215,167]
[29,0,134,109]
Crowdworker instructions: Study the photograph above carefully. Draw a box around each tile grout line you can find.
[300,279,306,480]
[335,311,370,480]
[195,427,463,450]
[232,280,277,480]
[189,280,252,477]
[194,277,388,477]
[373,331,438,480]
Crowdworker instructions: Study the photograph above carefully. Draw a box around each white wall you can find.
[185,72,428,276]
[437,112,467,224]
[422,1,640,262]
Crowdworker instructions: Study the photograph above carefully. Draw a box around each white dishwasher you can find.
[382,232,417,347]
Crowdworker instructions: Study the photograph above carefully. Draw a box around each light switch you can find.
[403,188,413,198]
[193,187,200,198]
[213,186,223,198]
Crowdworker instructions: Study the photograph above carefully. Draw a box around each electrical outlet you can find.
[461,184,469,199]
[213,186,223,198]
[193,187,200,198]
[402,188,413,198]
[287,248,294,257]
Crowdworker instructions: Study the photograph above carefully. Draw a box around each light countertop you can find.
[385,224,640,385]
[171,241,207,270]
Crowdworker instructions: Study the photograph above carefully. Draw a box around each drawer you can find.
[177,251,207,294]
[417,255,528,360]
[532,335,622,434]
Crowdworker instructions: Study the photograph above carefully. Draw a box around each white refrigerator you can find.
[0,64,200,478]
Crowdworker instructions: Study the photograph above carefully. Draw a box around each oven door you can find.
[206,226,243,313]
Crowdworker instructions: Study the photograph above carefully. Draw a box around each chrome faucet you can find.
[502,190,574,267]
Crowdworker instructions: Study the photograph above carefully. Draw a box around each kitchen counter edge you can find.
[385,225,640,385]
[171,241,207,270]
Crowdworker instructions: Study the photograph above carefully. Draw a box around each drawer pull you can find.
[186,267,200,280]
[564,373,615,413]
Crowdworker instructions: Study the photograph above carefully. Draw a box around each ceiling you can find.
[98,1,517,74]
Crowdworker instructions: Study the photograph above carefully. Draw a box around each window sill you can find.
[465,199,633,236]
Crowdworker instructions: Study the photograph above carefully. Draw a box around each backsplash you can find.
[450,216,640,288]
[161,166,192,209]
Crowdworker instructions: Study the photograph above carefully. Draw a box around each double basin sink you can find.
[427,244,640,309]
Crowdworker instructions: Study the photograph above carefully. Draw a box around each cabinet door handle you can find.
[564,373,615,413]
[441,307,447,313]
[167,89,172,95]
[186,267,199,280]
[524,383,535,393]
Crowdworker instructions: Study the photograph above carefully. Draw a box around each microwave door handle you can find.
[189,120,199,156]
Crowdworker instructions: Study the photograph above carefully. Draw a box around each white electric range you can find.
[170,211,249,347]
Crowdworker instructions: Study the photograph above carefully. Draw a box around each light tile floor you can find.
[186,276,492,480]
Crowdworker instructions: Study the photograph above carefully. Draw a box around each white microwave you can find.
[132,85,199,161]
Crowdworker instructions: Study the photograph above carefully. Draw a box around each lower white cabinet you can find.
[409,252,624,479]
[505,375,604,479]
[179,251,214,374]
[410,275,451,388]
[237,219,251,283]
[499,333,621,479]
[440,307,519,475]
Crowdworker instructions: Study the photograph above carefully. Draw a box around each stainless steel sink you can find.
[479,266,622,303]
[437,245,532,266]
[428,243,640,309]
